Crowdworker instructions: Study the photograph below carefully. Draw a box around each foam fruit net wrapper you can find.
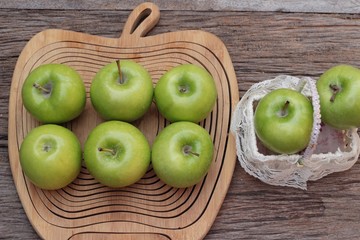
[230,75,360,190]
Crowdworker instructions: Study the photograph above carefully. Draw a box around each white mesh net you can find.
[230,75,360,190]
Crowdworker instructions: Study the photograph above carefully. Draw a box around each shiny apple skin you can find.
[154,64,217,123]
[90,60,154,122]
[151,121,214,188]
[254,88,313,154]
[21,63,86,123]
[19,124,82,190]
[317,64,360,129]
[83,121,151,188]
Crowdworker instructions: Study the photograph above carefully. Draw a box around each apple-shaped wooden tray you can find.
[8,2,239,239]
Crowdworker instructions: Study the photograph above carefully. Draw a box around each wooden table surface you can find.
[2,1,360,239]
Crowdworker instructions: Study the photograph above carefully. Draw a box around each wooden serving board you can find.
[8,2,239,239]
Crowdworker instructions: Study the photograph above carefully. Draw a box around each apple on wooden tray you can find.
[154,64,217,123]
[21,63,86,124]
[90,60,154,122]
[151,121,214,188]
[19,124,82,190]
[83,121,151,188]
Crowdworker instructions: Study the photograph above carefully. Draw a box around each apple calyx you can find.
[98,147,116,155]
[178,84,190,93]
[116,60,126,84]
[33,83,51,95]
[329,84,341,102]
[183,145,200,157]
[279,100,290,117]
[42,144,52,152]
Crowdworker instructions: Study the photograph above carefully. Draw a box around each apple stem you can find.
[183,145,200,157]
[33,83,51,94]
[98,147,116,155]
[329,84,340,102]
[280,100,290,117]
[187,151,200,157]
[116,60,124,84]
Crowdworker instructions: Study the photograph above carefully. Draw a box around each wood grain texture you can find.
[2,0,360,13]
[3,1,360,240]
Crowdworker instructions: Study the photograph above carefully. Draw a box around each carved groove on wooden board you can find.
[8,2,239,239]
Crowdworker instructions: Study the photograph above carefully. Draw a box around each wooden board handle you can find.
[121,2,160,38]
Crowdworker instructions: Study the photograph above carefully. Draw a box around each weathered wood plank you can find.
[2,7,360,240]
[1,0,360,14]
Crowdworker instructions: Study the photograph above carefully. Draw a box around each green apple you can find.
[19,124,82,190]
[83,121,151,188]
[254,88,313,154]
[90,60,153,122]
[317,64,360,129]
[154,64,217,123]
[151,121,214,188]
[21,63,86,123]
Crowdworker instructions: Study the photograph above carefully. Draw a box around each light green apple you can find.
[254,88,313,154]
[151,121,214,188]
[19,124,82,190]
[317,64,360,129]
[83,121,151,188]
[21,63,86,123]
[90,60,154,122]
[154,64,217,123]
